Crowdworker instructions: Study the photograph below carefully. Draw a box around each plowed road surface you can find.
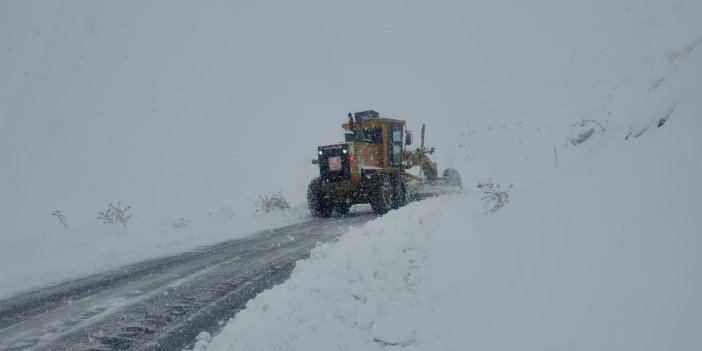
[0,212,374,351]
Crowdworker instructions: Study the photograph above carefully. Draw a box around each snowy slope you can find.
[2,0,702,346]
[199,39,702,350]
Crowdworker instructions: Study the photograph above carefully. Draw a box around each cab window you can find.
[390,125,403,166]
[362,128,382,143]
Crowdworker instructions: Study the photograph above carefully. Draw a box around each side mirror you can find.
[405,131,413,146]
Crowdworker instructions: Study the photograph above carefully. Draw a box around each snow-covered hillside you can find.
[2,0,702,348]
[198,41,702,349]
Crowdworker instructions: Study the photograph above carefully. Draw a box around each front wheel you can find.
[442,168,463,190]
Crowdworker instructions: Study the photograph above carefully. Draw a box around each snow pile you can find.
[203,198,448,350]
[201,22,702,351]
[206,117,702,350]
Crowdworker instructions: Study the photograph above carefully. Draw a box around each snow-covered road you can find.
[0,213,375,351]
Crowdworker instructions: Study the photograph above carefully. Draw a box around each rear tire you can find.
[392,174,407,209]
[370,174,393,215]
[336,203,351,215]
[307,178,332,217]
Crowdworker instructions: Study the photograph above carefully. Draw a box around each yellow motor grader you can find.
[307,110,462,217]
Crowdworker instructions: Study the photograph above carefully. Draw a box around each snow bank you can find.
[205,120,702,350]
[200,197,448,350]
[202,27,702,351]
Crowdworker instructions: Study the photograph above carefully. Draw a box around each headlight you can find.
[318,151,323,155]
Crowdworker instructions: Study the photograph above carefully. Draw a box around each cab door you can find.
[389,124,404,168]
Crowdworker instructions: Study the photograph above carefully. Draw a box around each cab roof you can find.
[342,117,406,131]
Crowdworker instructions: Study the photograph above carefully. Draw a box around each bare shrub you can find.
[52,210,69,229]
[98,202,132,228]
[255,192,291,213]
[569,119,605,146]
[569,127,595,146]
[173,217,191,228]
[477,180,512,214]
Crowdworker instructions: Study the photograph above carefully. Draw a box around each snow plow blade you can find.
[407,168,463,201]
